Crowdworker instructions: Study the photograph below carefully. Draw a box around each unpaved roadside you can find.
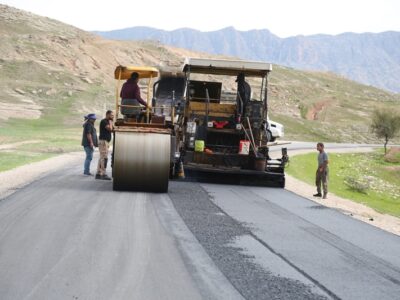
[0,140,43,150]
[285,147,400,236]
[0,151,83,199]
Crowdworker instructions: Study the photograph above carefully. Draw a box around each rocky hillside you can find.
[0,4,203,151]
[1,4,399,149]
[0,5,206,124]
[95,26,400,93]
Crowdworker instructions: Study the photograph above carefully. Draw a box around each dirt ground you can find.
[0,151,82,199]
[306,99,331,120]
[0,96,42,120]
[0,147,399,236]
[384,146,400,163]
[0,140,43,150]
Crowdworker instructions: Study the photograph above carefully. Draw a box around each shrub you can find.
[384,147,400,163]
[344,176,370,194]
[299,104,308,119]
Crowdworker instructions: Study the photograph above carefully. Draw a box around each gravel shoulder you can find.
[285,147,400,236]
[0,151,83,199]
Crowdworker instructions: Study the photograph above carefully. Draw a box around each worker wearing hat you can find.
[236,72,251,118]
[81,113,98,175]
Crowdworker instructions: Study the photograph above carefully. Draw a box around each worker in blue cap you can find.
[81,113,98,175]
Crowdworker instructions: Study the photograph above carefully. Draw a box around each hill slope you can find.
[0,4,199,151]
[0,4,399,155]
[94,26,400,93]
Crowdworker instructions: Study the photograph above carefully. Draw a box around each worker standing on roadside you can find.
[81,113,98,176]
[96,110,114,180]
[314,142,329,199]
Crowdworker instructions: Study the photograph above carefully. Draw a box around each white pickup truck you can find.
[267,119,284,142]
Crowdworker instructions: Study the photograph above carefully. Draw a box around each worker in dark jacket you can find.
[96,110,114,180]
[120,72,150,120]
[81,113,98,175]
[236,73,251,118]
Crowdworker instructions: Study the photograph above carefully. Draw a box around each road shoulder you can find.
[1,147,399,236]
[0,151,83,200]
[285,148,400,236]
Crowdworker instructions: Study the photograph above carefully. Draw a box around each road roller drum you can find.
[113,131,171,192]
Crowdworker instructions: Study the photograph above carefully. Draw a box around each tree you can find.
[371,109,400,154]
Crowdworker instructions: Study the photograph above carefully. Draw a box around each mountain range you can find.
[0,4,399,146]
[94,27,400,93]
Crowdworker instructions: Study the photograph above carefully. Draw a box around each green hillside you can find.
[270,66,400,142]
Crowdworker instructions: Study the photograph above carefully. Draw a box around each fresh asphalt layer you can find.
[200,183,400,300]
[0,166,241,300]
[0,162,400,299]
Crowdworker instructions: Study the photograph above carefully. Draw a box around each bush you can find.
[384,147,400,163]
[299,104,308,119]
[344,176,370,194]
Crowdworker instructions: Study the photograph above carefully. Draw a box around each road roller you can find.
[112,66,175,192]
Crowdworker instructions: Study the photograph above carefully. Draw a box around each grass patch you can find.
[272,114,338,142]
[0,85,106,150]
[0,78,113,171]
[269,65,400,144]
[0,151,55,172]
[286,150,400,217]
[0,97,80,144]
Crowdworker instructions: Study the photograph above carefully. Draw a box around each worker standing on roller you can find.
[96,110,114,180]
[120,72,150,121]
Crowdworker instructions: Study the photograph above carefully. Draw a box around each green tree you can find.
[371,109,400,154]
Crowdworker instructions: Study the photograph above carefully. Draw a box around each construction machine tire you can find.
[112,131,171,192]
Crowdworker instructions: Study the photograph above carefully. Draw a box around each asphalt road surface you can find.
[0,162,400,299]
[269,141,386,154]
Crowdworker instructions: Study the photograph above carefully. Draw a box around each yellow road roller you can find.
[112,66,173,192]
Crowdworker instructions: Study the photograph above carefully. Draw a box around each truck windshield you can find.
[155,77,185,99]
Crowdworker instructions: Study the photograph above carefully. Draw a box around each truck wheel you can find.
[279,177,285,188]
[266,130,272,142]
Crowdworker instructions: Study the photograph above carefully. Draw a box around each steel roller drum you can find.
[113,132,171,192]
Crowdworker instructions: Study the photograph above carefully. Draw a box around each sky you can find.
[1,0,399,37]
